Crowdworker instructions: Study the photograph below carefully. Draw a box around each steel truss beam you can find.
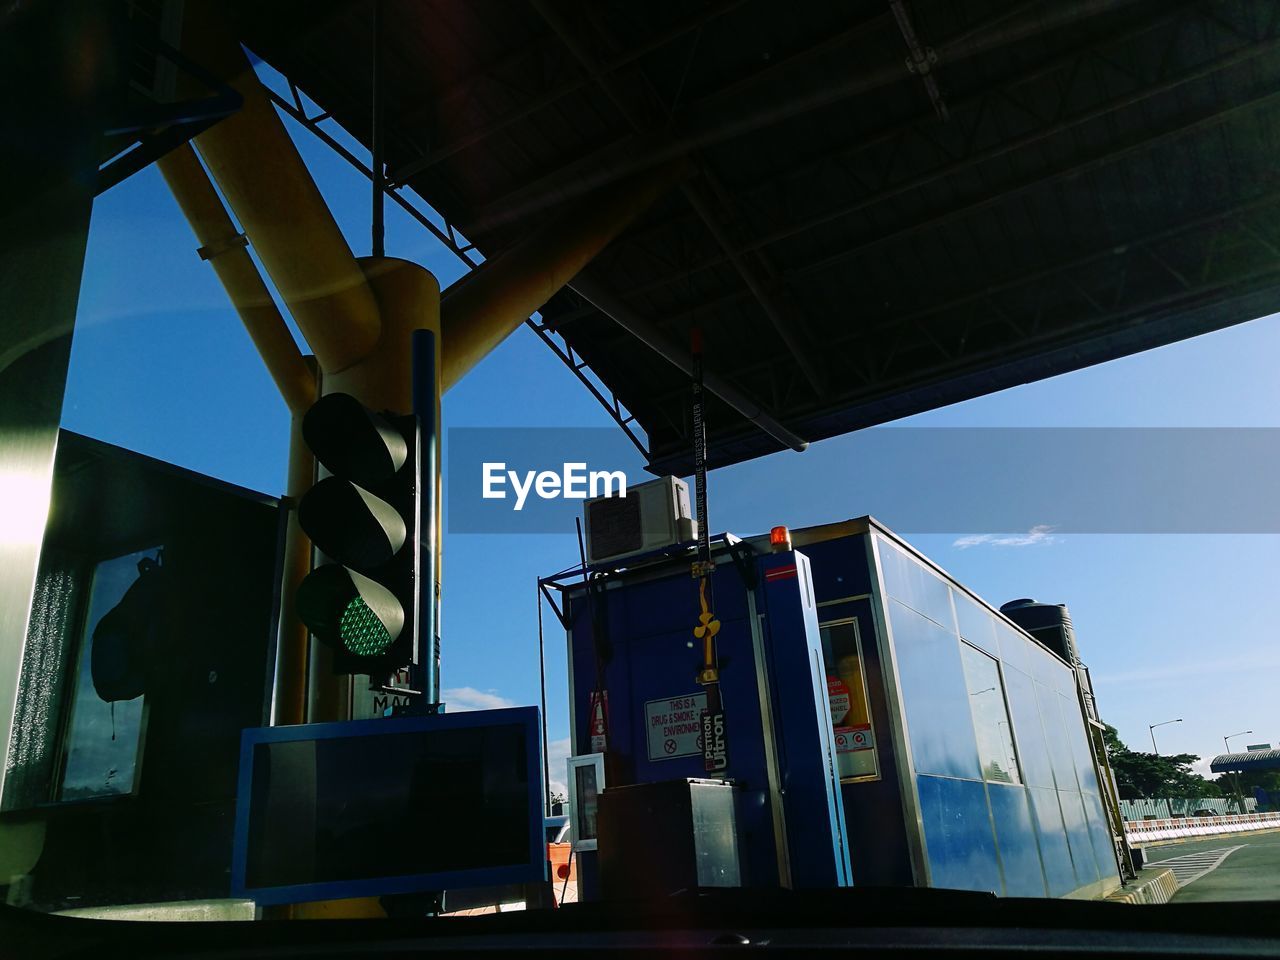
[531,0,828,396]
[611,2,1271,301]
[263,85,649,459]
[464,0,1125,236]
[660,188,1280,401]
[99,33,243,194]
[388,0,749,186]
[855,193,1280,379]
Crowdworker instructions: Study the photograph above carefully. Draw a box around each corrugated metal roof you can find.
[231,0,1280,474]
[1210,750,1280,773]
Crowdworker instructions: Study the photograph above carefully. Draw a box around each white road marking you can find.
[1145,845,1245,887]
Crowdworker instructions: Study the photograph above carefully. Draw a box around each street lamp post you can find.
[1149,718,1182,755]
[1224,730,1253,753]
[1224,730,1253,814]
[1149,718,1182,818]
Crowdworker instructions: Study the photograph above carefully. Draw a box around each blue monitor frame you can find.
[232,706,545,906]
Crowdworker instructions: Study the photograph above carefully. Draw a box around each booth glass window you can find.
[876,537,955,631]
[960,642,1021,785]
[57,547,155,801]
[952,589,998,657]
[568,753,606,850]
[819,618,878,782]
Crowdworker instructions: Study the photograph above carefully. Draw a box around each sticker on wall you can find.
[835,722,874,753]
[644,692,708,761]
[588,689,610,752]
[827,675,851,726]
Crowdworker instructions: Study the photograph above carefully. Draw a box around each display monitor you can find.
[232,707,545,905]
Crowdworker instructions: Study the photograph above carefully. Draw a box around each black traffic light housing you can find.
[296,392,421,679]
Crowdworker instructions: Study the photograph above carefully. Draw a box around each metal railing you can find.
[1125,811,1280,845]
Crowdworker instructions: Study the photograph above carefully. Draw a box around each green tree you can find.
[1213,770,1277,811]
[1102,724,1220,800]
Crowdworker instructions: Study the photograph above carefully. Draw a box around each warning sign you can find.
[827,675,850,726]
[588,690,609,752]
[835,722,874,754]
[644,692,708,761]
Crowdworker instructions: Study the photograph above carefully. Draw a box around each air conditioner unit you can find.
[584,476,697,566]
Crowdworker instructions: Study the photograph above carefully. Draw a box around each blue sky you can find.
[63,78,1280,791]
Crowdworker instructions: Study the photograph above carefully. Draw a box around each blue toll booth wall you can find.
[562,546,851,894]
[796,519,1121,898]
[558,517,1121,900]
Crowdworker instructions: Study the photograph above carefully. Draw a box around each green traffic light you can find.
[340,596,394,656]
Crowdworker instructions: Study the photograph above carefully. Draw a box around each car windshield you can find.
[3,0,1279,936]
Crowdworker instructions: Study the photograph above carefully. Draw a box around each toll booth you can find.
[556,543,851,897]
[550,516,1123,901]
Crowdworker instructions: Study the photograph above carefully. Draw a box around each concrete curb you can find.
[1105,867,1179,905]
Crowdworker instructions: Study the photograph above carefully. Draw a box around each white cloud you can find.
[1191,757,1215,778]
[442,686,516,711]
[952,525,1059,549]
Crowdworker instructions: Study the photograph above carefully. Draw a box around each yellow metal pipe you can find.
[158,143,314,414]
[273,375,318,728]
[324,257,440,411]
[178,1,381,375]
[440,160,688,391]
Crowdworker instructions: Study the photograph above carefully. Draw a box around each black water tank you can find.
[1000,598,1080,665]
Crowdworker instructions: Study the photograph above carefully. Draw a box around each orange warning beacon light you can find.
[770,525,792,552]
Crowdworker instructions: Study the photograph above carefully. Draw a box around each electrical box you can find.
[597,779,741,899]
[584,475,696,566]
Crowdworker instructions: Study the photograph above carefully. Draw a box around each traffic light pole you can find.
[411,328,440,705]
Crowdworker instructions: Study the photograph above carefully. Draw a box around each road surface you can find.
[1142,830,1280,902]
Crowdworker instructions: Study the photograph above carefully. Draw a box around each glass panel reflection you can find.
[58,548,157,801]
[1036,680,1080,794]
[916,774,1001,894]
[995,621,1032,676]
[1003,666,1055,789]
[876,536,955,630]
[953,590,998,656]
[1028,786,1077,897]
[960,643,1021,784]
[988,782,1048,897]
[889,600,980,780]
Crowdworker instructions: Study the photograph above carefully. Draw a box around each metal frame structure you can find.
[264,83,650,460]
[229,0,1280,475]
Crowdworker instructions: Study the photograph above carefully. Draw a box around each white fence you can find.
[1121,797,1257,820]
[1124,811,1280,845]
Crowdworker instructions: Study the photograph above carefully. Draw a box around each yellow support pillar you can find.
[274,375,318,728]
[440,160,688,391]
[159,143,318,728]
[307,256,441,725]
[291,258,440,921]
[178,1,381,376]
[158,143,314,414]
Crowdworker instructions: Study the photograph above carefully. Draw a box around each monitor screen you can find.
[233,707,544,904]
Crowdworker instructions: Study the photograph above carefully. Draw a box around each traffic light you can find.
[296,392,420,676]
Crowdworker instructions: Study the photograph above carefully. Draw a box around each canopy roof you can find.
[230,0,1280,473]
[1210,750,1280,773]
